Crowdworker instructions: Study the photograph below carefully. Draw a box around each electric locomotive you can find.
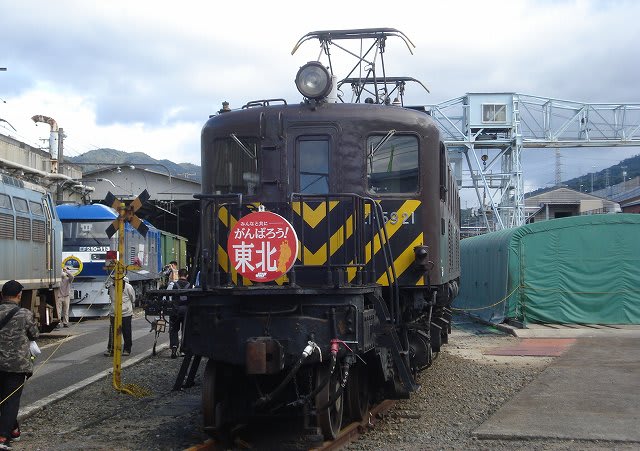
[56,203,188,317]
[182,29,460,439]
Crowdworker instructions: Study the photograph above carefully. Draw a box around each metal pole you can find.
[56,127,64,203]
[112,201,125,390]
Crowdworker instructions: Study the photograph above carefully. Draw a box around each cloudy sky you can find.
[1,0,639,206]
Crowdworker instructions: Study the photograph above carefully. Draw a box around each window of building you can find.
[482,104,507,123]
[298,138,329,194]
[367,134,419,194]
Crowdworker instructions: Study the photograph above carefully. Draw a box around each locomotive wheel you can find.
[202,359,229,437]
[345,362,369,421]
[315,362,344,440]
[408,329,433,372]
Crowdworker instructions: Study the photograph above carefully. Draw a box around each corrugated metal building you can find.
[456,214,640,325]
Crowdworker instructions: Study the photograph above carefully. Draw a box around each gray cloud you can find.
[1,0,639,199]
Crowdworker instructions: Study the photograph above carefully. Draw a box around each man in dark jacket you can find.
[168,269,191,358]
[0,280,39,450]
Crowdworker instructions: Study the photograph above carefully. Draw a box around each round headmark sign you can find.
[227,211,299,282]
[62,255,83,276]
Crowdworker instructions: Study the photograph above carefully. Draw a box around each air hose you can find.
[254,341,320,408]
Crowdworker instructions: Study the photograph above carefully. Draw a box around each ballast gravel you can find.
[11,318,631,450]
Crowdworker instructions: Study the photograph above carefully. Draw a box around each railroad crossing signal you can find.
[105,189,150,238]
[103,190,151,397]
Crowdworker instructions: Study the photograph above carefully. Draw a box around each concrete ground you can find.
[20,312,170,420]
[474,324,640,443]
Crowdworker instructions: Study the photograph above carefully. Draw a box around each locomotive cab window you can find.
[211,137,259,195]
[367,134,419,193]
[297,138,329,194]
[62,221,111,243]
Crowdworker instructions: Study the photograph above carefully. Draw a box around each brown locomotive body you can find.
[182,29,460,439]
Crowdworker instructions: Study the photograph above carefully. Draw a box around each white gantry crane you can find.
[428,94,640,231]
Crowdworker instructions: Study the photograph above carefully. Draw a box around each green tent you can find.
[455,214,640,325]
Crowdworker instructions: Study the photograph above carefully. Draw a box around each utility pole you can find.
[57,128,64,203]
[0,68,6,104]
[555,148,562,186]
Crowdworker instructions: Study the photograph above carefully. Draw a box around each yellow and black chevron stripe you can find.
[362,199,426,287]
[214,199,427,287]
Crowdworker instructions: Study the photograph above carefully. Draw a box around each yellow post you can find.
[112,201,125,390]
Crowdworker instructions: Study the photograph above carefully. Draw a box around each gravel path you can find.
[9,318,632,450]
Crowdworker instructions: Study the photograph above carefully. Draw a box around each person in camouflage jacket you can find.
[0,280,39,449]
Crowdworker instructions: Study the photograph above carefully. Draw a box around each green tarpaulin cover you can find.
[455,214,640,325]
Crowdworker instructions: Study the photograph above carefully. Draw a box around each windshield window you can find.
[367,134,419,193]
[298,138,329,193]
[212,137,259,195]
[62,221,113,246]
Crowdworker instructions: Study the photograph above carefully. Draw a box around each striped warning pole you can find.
[104,190,149,394]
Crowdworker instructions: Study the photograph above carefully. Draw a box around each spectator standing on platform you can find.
[169,268,191,358]
[0,280,39,449]
[104,276,135,357]
[56,267,74,328]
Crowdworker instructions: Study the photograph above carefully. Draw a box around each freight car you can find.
[160,230,188,272]
[56,203,187,317]
[0,173,62,331]
[180,28,460,440]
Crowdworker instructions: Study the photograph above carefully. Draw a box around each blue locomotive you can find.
[56,203,187,317]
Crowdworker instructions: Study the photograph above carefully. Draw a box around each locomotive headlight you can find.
[295,62,332,100]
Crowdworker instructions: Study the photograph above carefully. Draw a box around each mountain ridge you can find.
[68,148,202,181]
[528,153,640,197]
[69,148,639,195]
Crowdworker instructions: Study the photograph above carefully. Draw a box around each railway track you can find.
[185,399,397,451]
[311,400,396,451]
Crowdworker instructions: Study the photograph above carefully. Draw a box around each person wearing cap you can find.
[104,276,135,357]
[0,280,39,449]
[56,267,74,328]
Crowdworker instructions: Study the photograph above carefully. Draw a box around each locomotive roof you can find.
[56,203,118,221]
[206,101,434,129]
[56,203,160,232]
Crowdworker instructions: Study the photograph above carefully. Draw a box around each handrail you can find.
[196,192,401,323]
